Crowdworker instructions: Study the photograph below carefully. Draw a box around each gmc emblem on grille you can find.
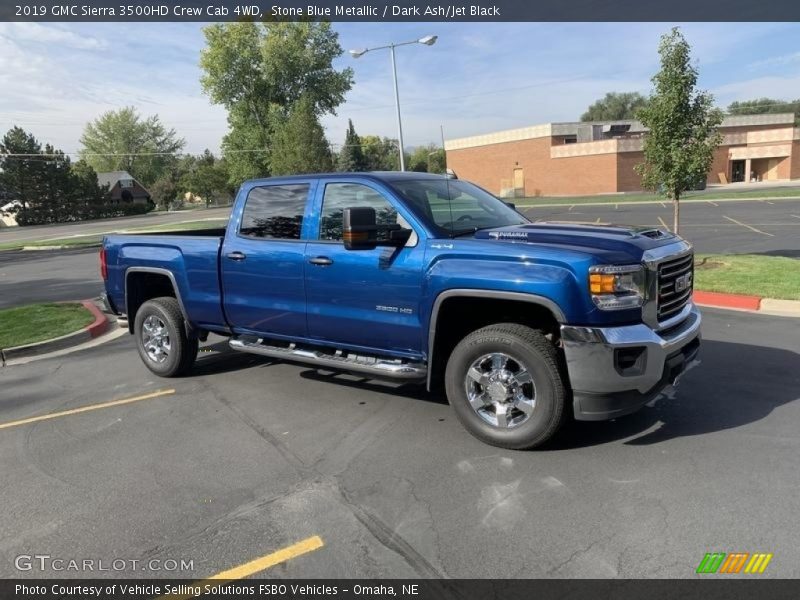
[675,272,693,292]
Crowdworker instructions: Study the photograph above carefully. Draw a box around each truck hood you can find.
[472,222,680,261]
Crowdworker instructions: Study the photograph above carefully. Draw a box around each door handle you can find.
[226,251,246,261]
[308,256,334,266]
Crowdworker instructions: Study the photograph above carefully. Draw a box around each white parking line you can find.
[792,215,800,220]
[658,216,670,231]
[659,202,666,208]
[707,200,719,207]
[723,215,775,237]
[568,204,575,211]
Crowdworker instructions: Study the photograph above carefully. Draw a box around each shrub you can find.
[15,202,153,226]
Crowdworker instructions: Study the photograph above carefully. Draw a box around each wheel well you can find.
[428,296,561,391]
[125,272,179,333]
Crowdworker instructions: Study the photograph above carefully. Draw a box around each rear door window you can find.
[239,184,310,240]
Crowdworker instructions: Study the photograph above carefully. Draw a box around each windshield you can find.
[390,178,528,237]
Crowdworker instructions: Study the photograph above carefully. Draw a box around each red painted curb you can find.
[81,300,110,338]
[693,290,762,311]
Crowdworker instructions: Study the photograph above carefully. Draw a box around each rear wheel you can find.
[134,297,198,377]
[445,323,568,449]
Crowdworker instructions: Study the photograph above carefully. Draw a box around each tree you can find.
[0,126,46,208]
[149,173,180,211]
[361,136,401,171]
[0,127,108,223]
[71,159,108,204]
[180,150,232,207]
[79,107,185,187]
[337,119,367,172]
[636,28,723,234]
[581,92,649,121]
[200,22,353,182]
[727,98,800,126]
[406,144,446,174]
[269,97,334,176]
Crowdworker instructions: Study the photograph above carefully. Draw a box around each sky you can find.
[1,21,800,157]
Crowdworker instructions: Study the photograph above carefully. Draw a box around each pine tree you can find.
[0,126,46,208]
[337,119,367,172]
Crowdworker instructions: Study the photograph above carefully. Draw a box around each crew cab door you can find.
[304,180,426,356]
[221,181,316,338]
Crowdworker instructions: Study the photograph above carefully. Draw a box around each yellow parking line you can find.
[723,215,775,237]
[0,389,176,431]
[658,216,670,231]
[161,536,324,599]
[209,536,324,579]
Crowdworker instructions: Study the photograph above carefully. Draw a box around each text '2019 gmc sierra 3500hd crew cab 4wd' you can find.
[101,172,700,449]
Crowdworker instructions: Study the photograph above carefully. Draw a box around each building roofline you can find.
[445,112,797,151]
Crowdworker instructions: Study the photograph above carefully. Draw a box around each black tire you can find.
[134,297,198,377]
[445,323,568,450]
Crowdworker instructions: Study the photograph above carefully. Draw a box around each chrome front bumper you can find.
[560,303,702,420]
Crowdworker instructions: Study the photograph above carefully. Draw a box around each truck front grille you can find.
[657,253,694,322]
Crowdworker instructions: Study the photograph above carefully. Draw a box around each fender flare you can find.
[124,267,191,333]
[426,289,566,390]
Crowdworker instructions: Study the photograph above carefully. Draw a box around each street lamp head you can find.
[349,48,368,58]
[418,35,438,46]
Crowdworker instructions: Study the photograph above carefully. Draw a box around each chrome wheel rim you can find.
[464,352,536,428]
[142,315,171,363]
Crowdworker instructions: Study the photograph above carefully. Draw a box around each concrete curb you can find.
[694,290,800,317]
[0,300,110,363]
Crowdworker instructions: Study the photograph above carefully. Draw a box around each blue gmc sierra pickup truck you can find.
[101,172,701,449]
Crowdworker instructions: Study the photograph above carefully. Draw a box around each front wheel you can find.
[445,323,568,449]
[134,297,198,377]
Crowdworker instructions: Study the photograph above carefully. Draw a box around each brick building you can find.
[97,171,152,204]
[444,114,800,197]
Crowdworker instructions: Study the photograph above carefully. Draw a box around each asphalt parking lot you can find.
[522,198,800,257]
[1,199,798,309]
[1,308,798,579]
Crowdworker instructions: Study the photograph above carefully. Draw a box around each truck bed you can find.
[103,231,227,330]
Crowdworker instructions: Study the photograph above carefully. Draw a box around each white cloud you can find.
[748,52,800,71]
[0,22,107,50]
[713,75,800,105]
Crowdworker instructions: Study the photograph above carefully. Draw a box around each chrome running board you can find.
[229,338,427,381]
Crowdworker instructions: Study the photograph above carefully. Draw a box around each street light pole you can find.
[350,35,437,172]
[389,44,406,171]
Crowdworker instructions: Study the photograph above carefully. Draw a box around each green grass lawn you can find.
[695,254,800,300]
[0,302,95,349]
[0,219,228,252]
[515,186,800,207]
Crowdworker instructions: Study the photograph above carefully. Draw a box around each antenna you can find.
[440,124,456,236]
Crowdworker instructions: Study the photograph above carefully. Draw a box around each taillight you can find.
[100,247,108,280]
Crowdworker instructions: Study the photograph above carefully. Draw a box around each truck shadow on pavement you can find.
[192,337,799,448]
[550,339,800,449]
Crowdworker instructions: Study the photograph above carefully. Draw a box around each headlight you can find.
[588,264,645,310]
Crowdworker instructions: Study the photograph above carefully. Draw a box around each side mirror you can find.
[343,207,378,250]
[504,201,517,211]
[343,206,413,251]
